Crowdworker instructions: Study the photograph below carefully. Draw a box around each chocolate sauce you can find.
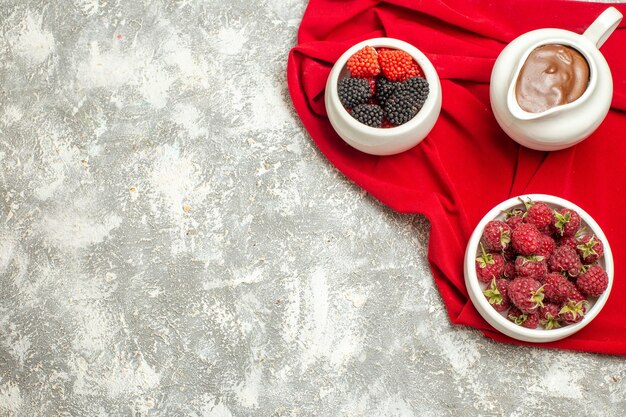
[515,44,589,113]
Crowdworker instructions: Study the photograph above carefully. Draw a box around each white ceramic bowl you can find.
[325,37,442,156]
[464,194,613,343]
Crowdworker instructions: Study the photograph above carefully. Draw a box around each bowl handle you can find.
[583,7,623,49]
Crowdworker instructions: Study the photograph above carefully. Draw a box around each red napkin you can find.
[288,0,626,354]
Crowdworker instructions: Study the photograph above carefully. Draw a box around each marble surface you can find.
[0,1,625,416]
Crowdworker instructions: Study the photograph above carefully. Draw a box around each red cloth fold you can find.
[288,0,626,354]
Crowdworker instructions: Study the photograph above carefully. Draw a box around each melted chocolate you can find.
[515,44,589,113]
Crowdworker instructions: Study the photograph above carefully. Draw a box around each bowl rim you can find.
[326,37,441,137]
[464,193,614,343]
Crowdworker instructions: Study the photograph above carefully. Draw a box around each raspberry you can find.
[522,199,555,229]
[576,264,608,297]
[553,208,581,237]
[337,77,372,109]
[515,256,547,280]
[351,104,384,127]
[539,303,562,330]
[375,77,398,107]
[403,59,424,81]
[559,299,587,324]
[503,261,516,279]
[542,272,582,304]
[346,46,381,78]
[549,245,582,277]
[482,220,512,251]
[577,235,604,264]
[504,209,525,231]
[378,49,414,81]
[511,223,542,255]
[475,243,505,283]
[483,278,511,312]
[507,306,539,329]
[508,277,544,313]
[557,234,580,250]
[536,234,555,258]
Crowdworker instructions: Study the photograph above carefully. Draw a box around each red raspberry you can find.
[556,234,580,251]
[508,277,544,313]
[503,261,517,279]
[511,223,541,255]
[523,200,555,229]
[507,306,539,329]
[401,60,424,81]
[346,46,381,78]
[475,244,505,283]
[482,220,512,251]
[483,278,511,312]
[542,272,582,304]
[515,256,547,280]
[505,209,525,231]
[549,245,582,277]
[559,299,587,324]
[577,235,604,264]
[539,303,562,329]
[577,264,608,297]
[553,208,581,237]
[536,234,555,258]
[378,49,414,81]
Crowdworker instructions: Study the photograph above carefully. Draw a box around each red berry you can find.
[483,278,511,312]
[508,277,544,313]
[539,303,562,329]
[475,244,505,283]
[347,46,381,78]
[507,306,539,329]
[515,256,547,280]
[505,209,525,231]
[553,208,581,237]
[557,234,579,250]
[511,223,542,255]
[536,234,555,258]
[523,200,555,229]
[542,272,582,304]
[378,49,414,82]
[549,245,582,277]
[482,220,512,251]
[401,59,424,81]
[577,235,604,264]
[577,264,608,297]
[559,299,587,324]
[503,261,517,279]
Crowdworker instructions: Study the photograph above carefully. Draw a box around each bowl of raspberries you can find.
[325,37,442,156]
[464,194,613,343]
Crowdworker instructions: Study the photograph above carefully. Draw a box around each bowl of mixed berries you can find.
[464,194,613,343]
[325,37,442,156]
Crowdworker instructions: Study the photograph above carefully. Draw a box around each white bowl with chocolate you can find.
[490,7,622,151]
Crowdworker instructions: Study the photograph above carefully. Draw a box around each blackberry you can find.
[383,76,429,126]
[350,104,384,127]
[375,77,398,106]
[337,77,371,109]
[396,76,429,107]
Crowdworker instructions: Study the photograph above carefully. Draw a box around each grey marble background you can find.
[0,0,625,416]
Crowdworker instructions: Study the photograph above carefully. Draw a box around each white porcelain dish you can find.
[325,37,442,156]
[490,7,622,151]
[464,194,613,343]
